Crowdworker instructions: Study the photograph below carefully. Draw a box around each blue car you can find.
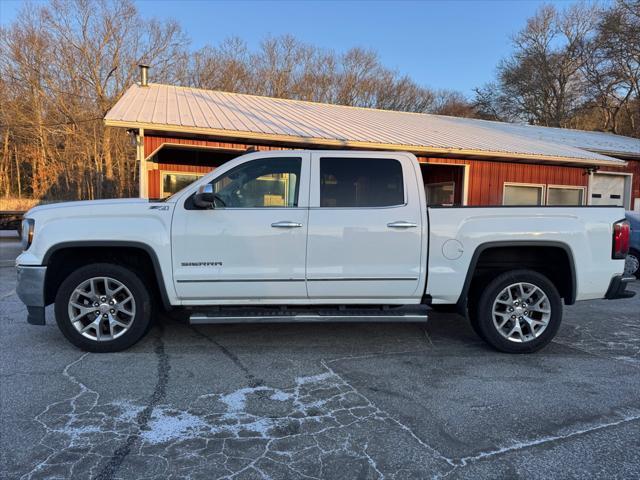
[625,211,640,278]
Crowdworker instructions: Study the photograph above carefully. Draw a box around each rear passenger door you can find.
[306,152,424,301]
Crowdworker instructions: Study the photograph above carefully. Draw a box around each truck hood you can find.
[17,197,176,268]
[26,198,152,215]
[24,198,176,227]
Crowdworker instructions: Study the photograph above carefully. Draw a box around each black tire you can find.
[473,269,562,354]
[466,299,486,341]
[54,263,152,352]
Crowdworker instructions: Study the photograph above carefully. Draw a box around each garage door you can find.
[591,174,626,206]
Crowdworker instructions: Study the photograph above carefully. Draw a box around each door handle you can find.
[271,221,303,228]
[387,221,417,228]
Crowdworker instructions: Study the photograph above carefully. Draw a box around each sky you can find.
[0,0,592,96]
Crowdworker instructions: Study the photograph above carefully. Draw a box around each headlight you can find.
[21,218,35,250]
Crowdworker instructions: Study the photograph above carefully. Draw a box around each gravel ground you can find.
[1,231,639,479]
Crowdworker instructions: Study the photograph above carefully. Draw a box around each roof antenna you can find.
[245,146,258,153]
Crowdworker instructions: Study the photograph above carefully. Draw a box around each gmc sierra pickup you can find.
[16,150,635,353]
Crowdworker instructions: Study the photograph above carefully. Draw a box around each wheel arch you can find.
[456,241,577,313]
[42,241,171,310]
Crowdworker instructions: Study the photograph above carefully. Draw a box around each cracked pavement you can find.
[1,232,639,479]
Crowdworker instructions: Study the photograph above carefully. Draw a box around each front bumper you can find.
[604,275,636,300]
[16,265,47,325]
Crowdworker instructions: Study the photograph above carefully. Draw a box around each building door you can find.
[590,174,626,207]
[171,153,310,301]
[305,153,424,301]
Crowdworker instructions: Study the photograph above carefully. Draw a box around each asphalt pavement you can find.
[1,231,639,479]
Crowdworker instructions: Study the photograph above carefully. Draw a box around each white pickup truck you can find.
[16,150,634,353]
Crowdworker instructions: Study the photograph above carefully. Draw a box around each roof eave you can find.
[585,149,639,161]
[104,119,627,168]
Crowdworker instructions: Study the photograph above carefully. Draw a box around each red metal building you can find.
[105,69,640,210]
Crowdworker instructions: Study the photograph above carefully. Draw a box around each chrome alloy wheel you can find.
[624,253,639,277]
[492,282,551,343]
[68,277,136,341]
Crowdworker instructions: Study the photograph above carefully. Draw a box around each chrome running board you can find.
[189,306,428,325]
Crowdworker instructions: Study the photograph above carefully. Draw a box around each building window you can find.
[320,157,404,207]
[211,157,301,208]
[426,182,455,205]
[162,172,204,198]
[547,185,585,206]
[503,183,545,206]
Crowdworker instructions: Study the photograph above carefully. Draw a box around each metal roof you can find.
[448,116,640,159]
[104,83,637,166]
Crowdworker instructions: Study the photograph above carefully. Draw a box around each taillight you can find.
[612,220,630,259]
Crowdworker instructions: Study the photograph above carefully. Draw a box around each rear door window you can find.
[320,157,404,207]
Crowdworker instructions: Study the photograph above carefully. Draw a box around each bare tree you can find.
[0,0,188,200]
[17,0,639,205]
[472,4,596,127]
[182,35,448,114]
[472,82,512,121]
[581,0,640,135]
[474,1,638,137]
[188,37,252,92]
[431,90,476,117]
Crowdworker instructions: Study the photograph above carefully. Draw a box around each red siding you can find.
[148,163,216,199]
[144,134,637,206]
[145,135,285,198]
[144,135,283,158]
[148,169,159,198]
[469,161,589,205]
[419,157,588,205]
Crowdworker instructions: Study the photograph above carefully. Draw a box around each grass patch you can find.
[0,198,40,211]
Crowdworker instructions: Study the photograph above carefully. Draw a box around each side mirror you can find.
[194,184,214,209]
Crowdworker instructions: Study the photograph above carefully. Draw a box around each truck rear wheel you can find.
[625,249,640,278]
[474,269,562,353]
[54,263,152,352]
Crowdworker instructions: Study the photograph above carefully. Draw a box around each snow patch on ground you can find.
[295,371,333,385]
[22,363,445,479]
[142,409,209,444]
[219,385,273,412]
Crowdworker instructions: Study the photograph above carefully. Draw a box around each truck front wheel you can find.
[474,269,562,353]
[54,263,152,352]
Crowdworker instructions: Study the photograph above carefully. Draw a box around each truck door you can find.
[171,152,310,301]
[306,152,424,300]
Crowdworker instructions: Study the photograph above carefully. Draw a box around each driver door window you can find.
[211,157,301,208]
